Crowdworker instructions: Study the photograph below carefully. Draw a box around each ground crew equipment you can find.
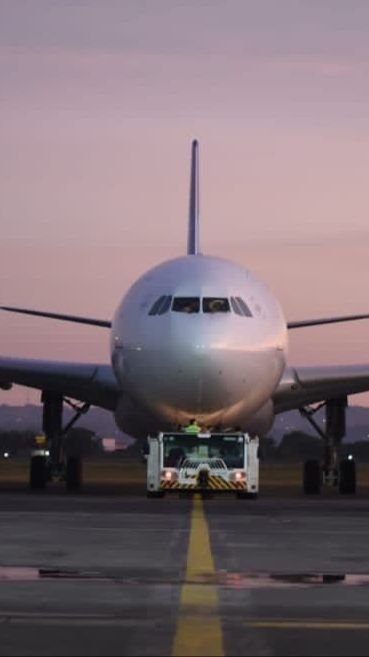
[34,433,47,447]
[184,420,201,433]
[146,431,259,498]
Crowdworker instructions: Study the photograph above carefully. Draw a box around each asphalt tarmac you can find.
[1,480,369,655]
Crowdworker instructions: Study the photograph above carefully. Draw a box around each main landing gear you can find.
[29,391,90,491]
[300,397,356,496]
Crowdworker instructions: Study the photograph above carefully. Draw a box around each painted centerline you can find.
[172,495,224,657]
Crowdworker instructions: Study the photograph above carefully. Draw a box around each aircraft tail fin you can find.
[187,139,200,255]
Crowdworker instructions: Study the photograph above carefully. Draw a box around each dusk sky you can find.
[2,0,369,406]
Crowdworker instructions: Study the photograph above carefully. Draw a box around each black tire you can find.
[147,491,165,498]
[30,455,47,490]
[66,457,82,490]
[339,459,356,495]
[303,460,321,495]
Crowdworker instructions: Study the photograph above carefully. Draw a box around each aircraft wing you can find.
[287,314,369,329]
[0,357,120,410]
[273,365,369,413]
[0,306,111,328]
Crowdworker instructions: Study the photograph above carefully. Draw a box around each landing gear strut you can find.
[29,391,90,491]
[300,396,356,495]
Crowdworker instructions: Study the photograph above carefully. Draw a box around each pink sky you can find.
[2,1,369,406]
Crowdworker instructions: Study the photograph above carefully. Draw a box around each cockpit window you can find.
[157,295,172,315]
[149,296,166,315]
[149,295,172,316]
[230,297,243,316]
[236,297,253,317]
[172,297,200,313]
[230,296,252,317]
[203,298,230,313]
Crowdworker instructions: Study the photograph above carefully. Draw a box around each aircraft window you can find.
[157,295,172,315]
[172,297,200,313]
[149,296,171,316]
[149,296,166,315]
[203,298,230,313]
[236,297,253,317]
[230,297,243,316]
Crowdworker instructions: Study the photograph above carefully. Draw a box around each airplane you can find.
[2,139,369,495]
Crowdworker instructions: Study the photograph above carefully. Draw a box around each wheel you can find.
[30,455,47,490]
[236,491,258,500]
[66,457,82,490]
[339,459,356,495]
[147,490,165,498]
[303,460,321,495]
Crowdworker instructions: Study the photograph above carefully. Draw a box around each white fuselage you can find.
[111,255,287,437]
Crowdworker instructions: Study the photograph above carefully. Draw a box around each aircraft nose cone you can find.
[162,342,243,415]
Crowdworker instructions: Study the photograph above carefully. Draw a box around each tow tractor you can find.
[146,431,259,498]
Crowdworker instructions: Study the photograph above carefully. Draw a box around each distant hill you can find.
[272,406,369,444]
[1,403,369,444]
[0,404,120,438]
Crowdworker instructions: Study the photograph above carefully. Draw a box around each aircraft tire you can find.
[30,455,47,490]
[303,460,321,495]
[66,457,83,491]
[339,459,356,495]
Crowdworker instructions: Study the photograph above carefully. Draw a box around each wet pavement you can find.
[1,489,369,655]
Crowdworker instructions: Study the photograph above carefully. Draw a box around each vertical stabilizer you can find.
[187,139,200,255]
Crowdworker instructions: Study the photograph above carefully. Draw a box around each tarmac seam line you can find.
[246,619,369,631]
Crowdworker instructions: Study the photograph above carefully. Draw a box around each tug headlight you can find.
[162,469,177,481]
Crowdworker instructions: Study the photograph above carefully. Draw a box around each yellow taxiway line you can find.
[172,495,224,657]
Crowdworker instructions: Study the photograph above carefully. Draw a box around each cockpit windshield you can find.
[157,296,172,314]
[149,295,253,317]
[230,297,253,317]
[148,295,172,316]
[235,297,252,317]
[172,297,200,313]
[203,297,230,313]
